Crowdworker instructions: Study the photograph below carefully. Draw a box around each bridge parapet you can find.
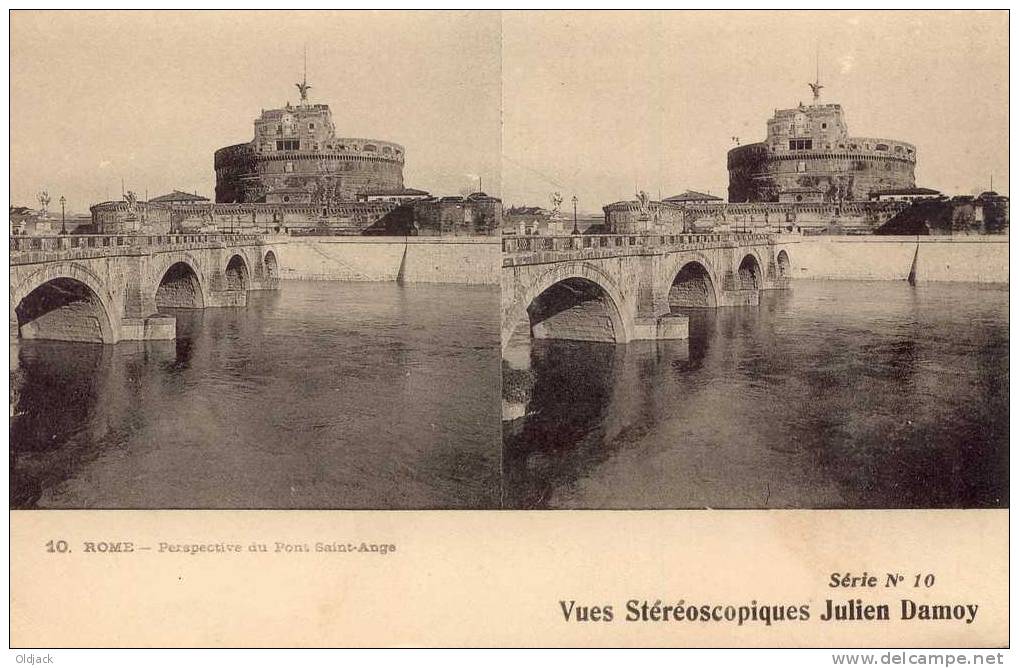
[10,234,265,265]
[502,232,773,266]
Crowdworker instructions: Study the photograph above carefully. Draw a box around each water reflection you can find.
[11,281,501,509]
[503,281,1008,509]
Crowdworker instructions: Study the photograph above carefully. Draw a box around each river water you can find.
[11,281,501,509]
[503,280,1008,509]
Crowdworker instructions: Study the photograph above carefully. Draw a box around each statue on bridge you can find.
[549,191,563,218]
[636,190,652,221]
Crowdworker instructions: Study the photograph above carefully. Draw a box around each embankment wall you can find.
[276,236,500,285]
[777,235,1009,283]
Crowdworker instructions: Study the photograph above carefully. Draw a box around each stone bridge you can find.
[10,234,281,344]
[501,232,791,349]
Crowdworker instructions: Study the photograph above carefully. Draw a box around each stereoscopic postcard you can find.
[8,9,1009,649]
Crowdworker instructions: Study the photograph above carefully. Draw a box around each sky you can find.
[10,11,1008,215]
[10,11,502,213]
[502,10,1008,212]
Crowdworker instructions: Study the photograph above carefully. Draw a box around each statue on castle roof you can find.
[296,80,311,103]
[808,80,824,102]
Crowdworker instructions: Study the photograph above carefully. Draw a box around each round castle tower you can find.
[727,82,916,203]
[214,77,405,204]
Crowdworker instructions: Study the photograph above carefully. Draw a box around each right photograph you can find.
[499,10,1009,510]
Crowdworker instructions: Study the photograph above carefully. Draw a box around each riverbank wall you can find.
[777,235,1009,283]
[275,236,500,285]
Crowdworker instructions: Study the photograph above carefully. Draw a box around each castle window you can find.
[283,196,290,203]
[789,139,812,150]
[821,123,828,129]
[284,161,294,173]
[797,161,806,172]
[276,140,299,151]
[309,122,315,130]
[875,143,889,151]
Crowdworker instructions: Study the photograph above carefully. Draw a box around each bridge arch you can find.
[263,249,280,281]
[737,252,763,290]
[149,252,212,308]
[505,262,632,349]
[155,261,207,309]
[776,249,791,278]
[665,253,722,308]
[11,263,117,344]
[224,254,250,291]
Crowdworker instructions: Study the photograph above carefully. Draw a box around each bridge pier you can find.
[632,314,689,341]
[118,316,177,341]
[205,290,248,307]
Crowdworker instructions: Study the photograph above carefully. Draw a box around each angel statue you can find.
[636,190,652,219]
[549,191,563,217]
[37,191,51,213]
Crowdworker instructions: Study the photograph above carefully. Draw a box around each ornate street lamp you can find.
[571,195,579,235]
[59,195,67,235]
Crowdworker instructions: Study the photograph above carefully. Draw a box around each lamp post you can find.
[59,196,67,235]
[571,195,579,235]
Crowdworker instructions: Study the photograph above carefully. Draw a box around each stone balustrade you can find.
[10,234,266,264]
[502,232,772,261]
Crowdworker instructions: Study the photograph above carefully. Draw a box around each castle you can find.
[87,77,500,236]
[603,81,1004,235]
[727,95,917,203]
[214,80,407,204]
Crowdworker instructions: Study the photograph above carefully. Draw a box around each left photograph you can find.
[9,11,503,509]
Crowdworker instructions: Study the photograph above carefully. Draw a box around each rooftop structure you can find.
[663,190,724,204]
[148,190,210,203]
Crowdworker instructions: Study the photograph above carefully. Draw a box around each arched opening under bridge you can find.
[155,262,205,309]
[737,254,762,290]
[669,261,717,308]
[524,277,625,344]
[264,250,280,281]
[776,250,791,278]
[224,254,249,291]
[14,278,113,343]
